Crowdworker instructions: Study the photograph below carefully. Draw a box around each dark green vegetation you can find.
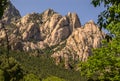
[0,55,24,81]
[80,0,120,80]
[0,0,8,19]
[0,47,86,81]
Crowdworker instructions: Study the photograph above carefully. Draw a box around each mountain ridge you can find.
[0,2,105,69]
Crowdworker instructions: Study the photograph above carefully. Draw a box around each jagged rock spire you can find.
[0,1,105,69]
[2,1,21,23]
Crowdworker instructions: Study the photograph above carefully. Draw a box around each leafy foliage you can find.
[79,0,120,80]
[0,55,24,81]
[80,38,120,80]
[91,0,120,35]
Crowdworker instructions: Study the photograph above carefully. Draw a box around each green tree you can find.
[80,0,120,80]
[91,0,120,35]
[80,40,120,80]
[0,55,24,81]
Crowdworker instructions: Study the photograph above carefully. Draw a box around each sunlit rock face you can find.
[51,20,105,69]
[0,1,105,69]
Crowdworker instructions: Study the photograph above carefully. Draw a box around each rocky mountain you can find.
[0,2,105,69]
[52,20,104,69]
[2,1,21,24]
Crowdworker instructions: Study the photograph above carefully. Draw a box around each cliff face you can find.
[0,2,105,69]
[2,1,21,24]
[51,20,104,69]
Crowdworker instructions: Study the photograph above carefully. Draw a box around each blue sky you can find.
[10,0,105,25]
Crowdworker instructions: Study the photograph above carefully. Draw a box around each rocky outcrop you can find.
[4,6,81,51]
[0,1,105,69]
[2,1,21,24]
[51,20,105,69]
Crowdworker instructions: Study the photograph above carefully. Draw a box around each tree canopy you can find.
[0,56,24,81]
[91,0,120,35]
[80,0,120,80]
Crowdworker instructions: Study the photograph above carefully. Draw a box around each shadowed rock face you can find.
[0,1,105,69]
[2,1,21,24]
